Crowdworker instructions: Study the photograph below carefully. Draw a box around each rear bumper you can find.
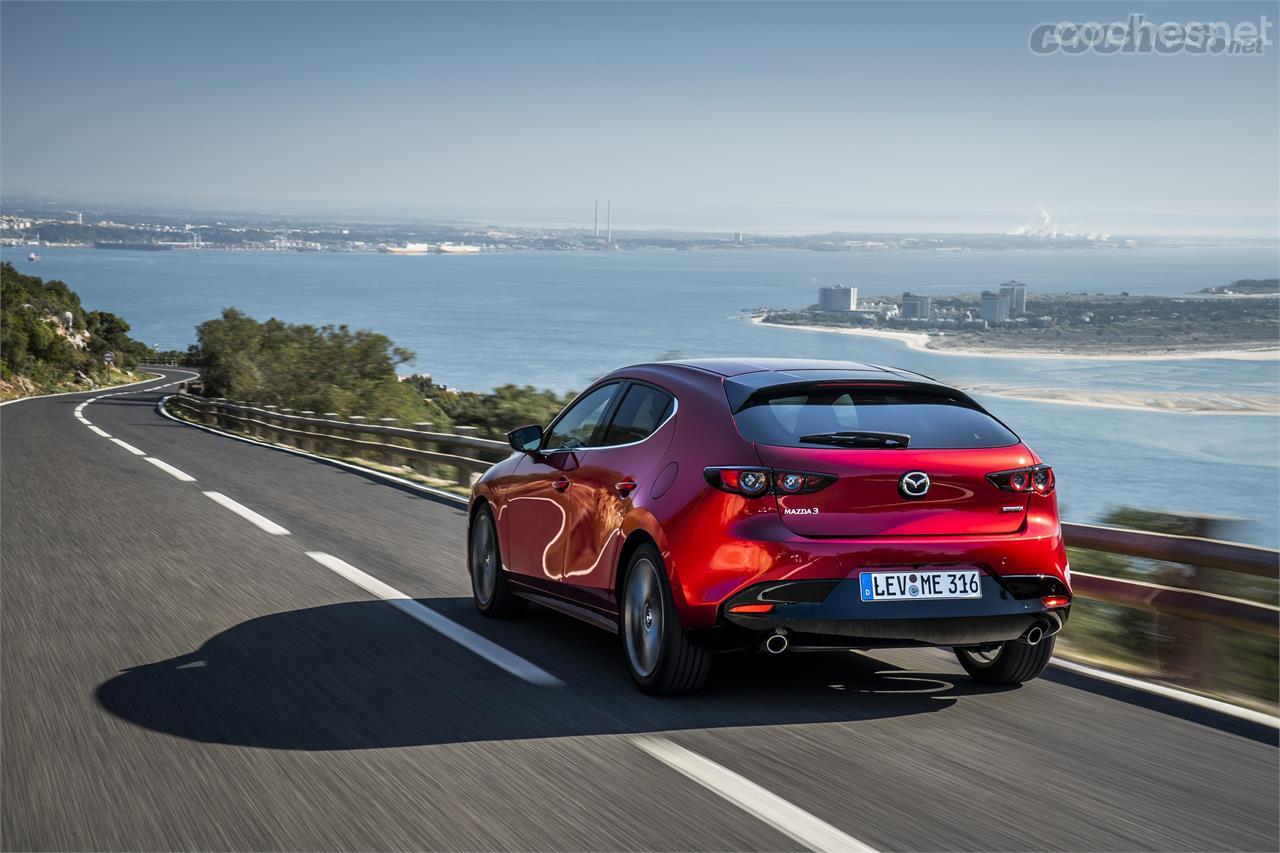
[668,510,1069,629]
[715,574,1070,649]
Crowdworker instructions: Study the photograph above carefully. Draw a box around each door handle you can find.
[615,478,638,498]
[553,476,571,492]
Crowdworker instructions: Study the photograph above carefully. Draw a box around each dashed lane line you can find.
[632,737,878,853]
[144,457,197,483]
[87,425,111,438]
[305,551,564,687]
[202,491,290,535]
[80,381,563,688]
[109,438,146,456]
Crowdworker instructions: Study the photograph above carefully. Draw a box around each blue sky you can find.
[2,1,1277,235]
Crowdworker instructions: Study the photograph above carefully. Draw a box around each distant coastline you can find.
[751,316,1279,362]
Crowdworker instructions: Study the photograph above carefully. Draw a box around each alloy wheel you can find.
[624,557,664,678]
[471,515,497,606]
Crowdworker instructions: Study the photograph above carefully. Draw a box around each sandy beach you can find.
[961,385,1279,416]
[753,316,1280,362]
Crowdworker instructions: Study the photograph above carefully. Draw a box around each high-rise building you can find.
[900,292,931,320]
[999,280,1027,315]
[818,284,857,312]
[980,291,1010,323]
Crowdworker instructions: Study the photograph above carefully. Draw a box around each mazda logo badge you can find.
[899,471,931,499]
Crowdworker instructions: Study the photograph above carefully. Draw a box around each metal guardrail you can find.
[166,393,1279,642]
[167,394,509,487]
[1062,522,1278,579]
[1061,522,1278,639]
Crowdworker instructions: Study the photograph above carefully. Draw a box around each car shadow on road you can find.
[96,599,1013,751]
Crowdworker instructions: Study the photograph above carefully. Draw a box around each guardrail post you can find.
[347,416,367,459]
[299,411,316,452]
[322,413,341,456]
[411,422,436,478]
[261,405,278,442]
[377,417,400,466]
[1153,516,1230,690]
[454,425,481,488]
[279,409,295,447]
[202,398,217,427]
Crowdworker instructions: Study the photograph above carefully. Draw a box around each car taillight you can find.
[704,467,836,496]
[987,464,1055,495]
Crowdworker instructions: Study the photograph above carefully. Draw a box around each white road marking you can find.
[633,737,877,853]
[144,457,197,482]
[203,491,289,534]
[305,551,563,687]
[0,370,170,408]
[76,416,90,424]
[109,438,146,456]
[1050,658,1280,729]
[87,425,111,438]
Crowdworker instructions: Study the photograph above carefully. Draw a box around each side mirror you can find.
[507,424,544,454]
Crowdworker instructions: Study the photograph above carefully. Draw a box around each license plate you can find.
[860,570,982,601]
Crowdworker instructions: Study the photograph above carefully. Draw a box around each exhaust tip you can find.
[764,631,789,654]
[1024,625,1044,646]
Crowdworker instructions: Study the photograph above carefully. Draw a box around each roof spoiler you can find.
[723,375,982,414]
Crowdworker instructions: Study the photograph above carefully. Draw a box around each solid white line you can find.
[0,371,168,408]
[203,491,289,535]
[305,551,563,687]
[87,425,111,438]
[110,438,146,456]
[633,737,877,853]
[144,457,197,482]
[1050,658,1280,729]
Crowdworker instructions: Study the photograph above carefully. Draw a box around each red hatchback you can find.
[468,358,1070,694]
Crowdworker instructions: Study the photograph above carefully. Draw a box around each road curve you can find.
[2,368,1277,851]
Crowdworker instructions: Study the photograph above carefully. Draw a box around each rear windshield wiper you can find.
[798,431,911,448]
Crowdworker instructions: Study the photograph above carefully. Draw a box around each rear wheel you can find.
[955,637,1054,684]
[469,506,526,617]
[621,544,711,695]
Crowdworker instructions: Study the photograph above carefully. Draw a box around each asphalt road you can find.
[2,368,1277,852]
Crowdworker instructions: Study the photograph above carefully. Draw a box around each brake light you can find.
[704,467,836,496]
[987,464,1054,495]
[1042,595,1070,609]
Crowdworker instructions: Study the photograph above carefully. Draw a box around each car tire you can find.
[620,543,711,695]
[955,637,1055,685]
[469,505,526,617]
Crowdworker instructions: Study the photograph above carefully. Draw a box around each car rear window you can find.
[732,385,1018,449]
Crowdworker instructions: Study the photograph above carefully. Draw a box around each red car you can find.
[468,358,1070,694]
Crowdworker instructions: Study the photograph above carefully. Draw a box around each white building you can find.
[818,284,857,312]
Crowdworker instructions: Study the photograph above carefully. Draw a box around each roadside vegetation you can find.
[0,262,150,400]
[191,308,574,437]
[404,375,575,440]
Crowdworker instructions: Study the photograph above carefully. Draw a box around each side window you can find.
[601,384,674,446]
[542,383,621,450]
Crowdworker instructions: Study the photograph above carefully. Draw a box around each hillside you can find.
[0,262,149,400]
